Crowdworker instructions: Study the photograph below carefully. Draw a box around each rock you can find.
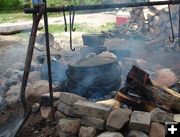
[59,92,86,106]
[97,131,124,137]
[33,130,40,134]
[127,130,148,137]
[0,95,3,105]
[79,126,96,137]
[26,80,50,105]
[54,111,67,121]
[6,84,21,97]
[35,43,46,51]
[73,100,111,120]
[11,62,24,71]
[98,51,117,59]
[3,68,16,78]
[41,92,60,106]
[0,110,10,127]
[80,46,106,58]
[56,118,80,135]
[36,33,54,47]
[53,42,62,50]
[153,69,177,87]
[106,108,132,131]
[0,79,3,86]
[32,103,40,113]
[3,68,23,80]
[174,114,180,122]
[149,122,165,137]
[54,100,60,107]
[28,71,42,84]
[129,111,151,133]
[5,95,20,106]
[4,78,17,88]
[55,131,76,137]
[0,84,8,96]
[57,101,79,117]
[5,84,22,106]
[81,116,105,130]
[40,106,51,118]
[0,96,4,108]
[151,108,173,123]
[96,99,120,110]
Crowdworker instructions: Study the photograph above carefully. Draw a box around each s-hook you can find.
[168,1,175,43]
[63,6,67,32]
[69,5,76,51]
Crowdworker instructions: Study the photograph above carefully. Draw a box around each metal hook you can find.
[69,5,75,51]
[72,6,76,32]
[168,4,175,43]
[63,6,67,32]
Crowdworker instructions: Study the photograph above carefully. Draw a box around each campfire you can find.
[0,1,180,137]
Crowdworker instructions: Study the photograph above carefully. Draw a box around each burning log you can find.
[115,66,180,113]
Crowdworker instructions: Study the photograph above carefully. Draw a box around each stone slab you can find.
[81,116,105,130]
[129,111,151,133]
[149,122,165,137]
[151,108,173,123]
[59,92,86,106]
[79,126,96,137]
[57,101,79,117]
[56,118,80,135]
[97,131,124,137]
[73,100,111,120]
[106,108,132,131]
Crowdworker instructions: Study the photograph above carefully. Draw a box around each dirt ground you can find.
[16,113,57,137]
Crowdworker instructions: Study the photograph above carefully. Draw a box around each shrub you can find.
[0,0,24,10]
[0,0,102,11]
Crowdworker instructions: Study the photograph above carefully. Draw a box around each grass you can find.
[0,10,63,24]
[0,10,31,23]
[44,22,115,33]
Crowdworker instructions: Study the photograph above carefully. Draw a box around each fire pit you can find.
[66,55,121,99]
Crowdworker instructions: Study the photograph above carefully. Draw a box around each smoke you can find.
[65,53,121,99]
[41,57,68,83]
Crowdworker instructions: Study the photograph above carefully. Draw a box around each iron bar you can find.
[43,0,54,110]
[24,1,180,14]
[63,8,67,32]
[20,5,44,112]
[69,5,75,51]
[168,4,175,43]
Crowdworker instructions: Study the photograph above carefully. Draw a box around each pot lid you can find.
[69,56,117,68]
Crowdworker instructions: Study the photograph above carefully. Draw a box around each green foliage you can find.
[48,0,101,6]
[0,0,24,11]
[0,0,102,11]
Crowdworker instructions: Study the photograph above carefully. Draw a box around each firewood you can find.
[145,81,180,112]
[115,92,156,112]
[115,83,180,113]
